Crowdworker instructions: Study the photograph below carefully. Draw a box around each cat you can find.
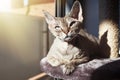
[43,1,100,75]
[43,1,119,75]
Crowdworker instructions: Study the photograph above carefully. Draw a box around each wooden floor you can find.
[28,73,54,80]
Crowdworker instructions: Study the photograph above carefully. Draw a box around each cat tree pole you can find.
[40,0,120,80]
[99,0,119,58]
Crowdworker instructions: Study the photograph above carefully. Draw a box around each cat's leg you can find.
[62,62,75,75]
[47,56,62,66]
[62,56,89,75]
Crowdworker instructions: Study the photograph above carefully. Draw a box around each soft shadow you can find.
[100,31,111,57]
[91,59,120,80]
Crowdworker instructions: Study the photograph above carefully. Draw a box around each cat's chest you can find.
[53,38,80,56]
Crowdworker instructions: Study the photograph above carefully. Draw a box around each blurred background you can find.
[0,0,54,80]
[0,0,119,80]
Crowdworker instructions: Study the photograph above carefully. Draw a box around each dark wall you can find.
[0,13,45,80]
[84,0,99,37]
[119,0,120,27]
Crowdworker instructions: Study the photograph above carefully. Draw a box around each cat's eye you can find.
[55,26,61,31]
[55,26,60,29]
[70,21,76,26]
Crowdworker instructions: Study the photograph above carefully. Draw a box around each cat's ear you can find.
[69,1,83,22]
[43,10,56,24]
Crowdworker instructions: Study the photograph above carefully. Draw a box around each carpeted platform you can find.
[40,57,120,80]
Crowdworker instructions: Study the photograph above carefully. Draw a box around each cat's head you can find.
[43,1,83,42]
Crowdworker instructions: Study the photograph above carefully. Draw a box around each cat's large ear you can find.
[43,10,56,24]
[69,1,83,22]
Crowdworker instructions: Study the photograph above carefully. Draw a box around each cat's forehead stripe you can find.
[56,17,68,27]
[55,17,69,33]
[56,17,72,24]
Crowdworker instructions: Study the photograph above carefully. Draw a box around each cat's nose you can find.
[63,28,69,34]
[64,30,69,34]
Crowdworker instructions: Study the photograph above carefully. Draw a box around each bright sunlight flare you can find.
[0,0,11,12]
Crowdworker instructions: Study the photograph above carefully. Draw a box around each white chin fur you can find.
[64,38,71,42]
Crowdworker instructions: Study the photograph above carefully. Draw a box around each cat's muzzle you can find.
[64,36,73,42]
[64,34,78,42]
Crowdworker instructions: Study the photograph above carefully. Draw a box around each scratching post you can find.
[99,0,119,58]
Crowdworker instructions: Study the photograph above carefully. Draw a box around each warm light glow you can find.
[0,0,11,12]
[24,0,29,6]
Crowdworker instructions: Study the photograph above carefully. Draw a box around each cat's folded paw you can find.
[47,57,61,66]
[62,64,75,75]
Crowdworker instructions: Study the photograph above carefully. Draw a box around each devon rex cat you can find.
[43,1,103,75]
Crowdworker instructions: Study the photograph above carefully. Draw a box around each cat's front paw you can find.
[62,64,75,75]
[47,57,61,66]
